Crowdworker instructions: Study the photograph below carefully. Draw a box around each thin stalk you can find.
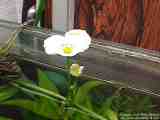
[13,80,66,101]
[11,82,65,104]
[74,104,107,120]
[65,57,74,99]
[63,57,73,120]
[66,57,72,84]
[0,27,21,56]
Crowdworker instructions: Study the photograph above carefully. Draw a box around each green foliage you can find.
[0,116,13,120]
[4,70,108,120]
[0,86,18,102]
[0,69,155,120]
[0,86,18,119]
[3,70,64,120]
[110,94,154,113]
[74,80,104,105]
[101,109,118,120]
[44,70,68,95]
[38,69,59,93]
[35,0,46,27]
[3,99,59,120]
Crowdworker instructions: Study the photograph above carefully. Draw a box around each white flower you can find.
[44,35,64,55]
[70,64,84,77]
[44,29,91,56]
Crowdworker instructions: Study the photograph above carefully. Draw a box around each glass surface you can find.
[0,20,19,46]
[0,19,160,119]
[0,19,160,96]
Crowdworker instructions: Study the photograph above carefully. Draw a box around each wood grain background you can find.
[74,0,160,51]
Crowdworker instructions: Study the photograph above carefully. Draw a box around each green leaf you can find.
[26,70,61,119]
[85,96,93,110]
[0,116,13,120]
[74,81,105,105]
[11,79,64,119]
[0,86,18,102]
[100,96,116,114]
[104,109,118,120]
[13,80,65,101]
[3,99,37,111]
[11,82,65,104]
[75,104,108,120]
[38,69,59,93]
[72,96,93,120]
[3,99,58,120]
[98,96,118,120]
[45,71,68,93]
[11,81,64,119]
[37,98,60,119]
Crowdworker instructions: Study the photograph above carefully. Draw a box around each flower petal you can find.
[44,35,65,55]
[65,29,91,52]
[44,30,91,57]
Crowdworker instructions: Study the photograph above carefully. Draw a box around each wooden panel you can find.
[74,0,160,51]
[44,0,52,28]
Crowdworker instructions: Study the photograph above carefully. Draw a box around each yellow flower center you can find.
[63,46,73,54]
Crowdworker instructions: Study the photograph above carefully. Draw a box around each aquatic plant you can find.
[35,0,46,27]
[0,29,155,120]
[0,28,22,84]
[44,30,91,56]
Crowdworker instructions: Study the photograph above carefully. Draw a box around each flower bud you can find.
[70,64,84,77]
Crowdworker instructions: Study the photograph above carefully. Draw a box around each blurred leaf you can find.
[134,96,153,112]
[74,81,105,105]
[98,96,117,119]
[75,104,107,120]
[100,96,116,114]
[73,97,93,120]
[38,98,60,119]
[3,99,37,112]
[34,70,61,118]
[0,116,13,120]
[0,86,18,102]
[14,80,65,101]
[104,109,118,120]
[3,99,58,120]
[38,69,58,93]
[45,71,68,94]
[10,70,64,119]
[85,96,93,110]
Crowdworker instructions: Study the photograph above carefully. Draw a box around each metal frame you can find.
[52,0,75,32]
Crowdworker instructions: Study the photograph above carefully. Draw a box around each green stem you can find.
[66,57,72,83]
[65,57,74,99]
[13,80,66,101]
[11,82,65,104]
[35,0,46,27]
[74,104,107,120]
[64,57,73,120]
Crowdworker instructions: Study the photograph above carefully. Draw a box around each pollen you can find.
[63,46,73,54]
